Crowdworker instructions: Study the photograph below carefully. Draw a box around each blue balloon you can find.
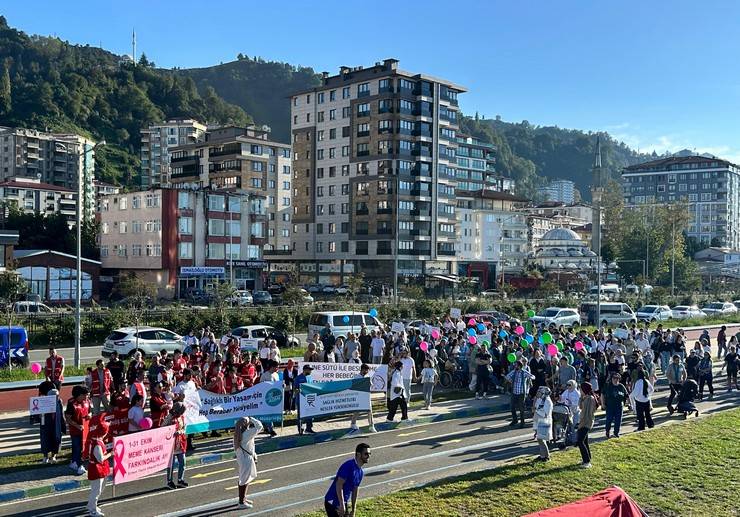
[525,334,534,344]
[538,335,545,345]
[342,315,350,324]
[476,323,485,333]
[467,328,476,336]
[369,308,378,318]
[498,329,508,338]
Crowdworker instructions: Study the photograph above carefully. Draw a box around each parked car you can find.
[308,311,383,340]
[529,307,580,327]
[299,289,315,304]
[579,302,637,326]
[231,325,300,352]
[734,300,740,310]
[321,285,337,294]
[184,289,212,305]
[474,310,511,322]
[0,326,29,367]
[701,301,738,316]
[228,290,253,306]
[102,327,186,358]
[252,290,273,305]
[12,301,54,314]
[267,284,285,295]
[355,293,380,304]
[671,305,706,319]
[335,285,351,295]
[479,289,503,298]
[307,284,323,294]
[635,305,673,322]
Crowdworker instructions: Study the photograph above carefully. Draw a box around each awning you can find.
[426,274,460,283]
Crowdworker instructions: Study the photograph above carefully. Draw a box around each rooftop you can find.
[0,179,74,193]
[623,155,738,173]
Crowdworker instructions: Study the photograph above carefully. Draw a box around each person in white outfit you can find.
[532,386,553,461]
[234,416,264,510]
[559,379,581,426]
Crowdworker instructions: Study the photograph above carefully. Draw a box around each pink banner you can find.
[112,425,176,485]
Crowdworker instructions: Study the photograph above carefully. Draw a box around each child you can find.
[420,359,439,410]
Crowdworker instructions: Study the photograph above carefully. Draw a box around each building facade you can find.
[455,134,503,192]
[288,59,467,287]
[537,179,577,204]
[622,155,740,249]
[0,126,96,220]
[0,178,77,226]
[140,119,207,188]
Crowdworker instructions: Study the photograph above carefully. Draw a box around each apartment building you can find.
[622,155,740,249]
[0,126,96,220]
[289,59,467,286]
[140,119,207,188]
[536,179,577,204]
[456,190,529,289]
[99,188,268,298]
[455,134,504,192]
[167,125,292,254]
[0,177,77,226]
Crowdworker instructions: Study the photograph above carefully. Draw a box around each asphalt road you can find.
[2,388,736,517]
[28,347,105,365]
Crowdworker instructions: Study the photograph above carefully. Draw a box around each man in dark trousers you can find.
[324,443,371,517]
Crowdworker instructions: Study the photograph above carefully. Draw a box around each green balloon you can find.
[507,353,517,363]
[520,340,530,349]
[526,310,535,318]
[542,332,553,344]
[482,340,490,347]
[556,342,564,351]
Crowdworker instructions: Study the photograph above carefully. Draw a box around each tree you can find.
[208,281,236,335]
[0,270,28,370]
[0,60,11,115]
[115,273,156,357]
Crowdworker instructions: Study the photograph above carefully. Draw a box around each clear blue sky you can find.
[3,0,739,161]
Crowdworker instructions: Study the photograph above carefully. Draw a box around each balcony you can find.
[356,208,369,216]
[377,228,393,235]
[358,89,370,98]
[414,85,433,97]
[379,85,394,94]
[171,154,198,163]
[357,110,370,118]
[357,130,370,138]
[377,208,393,215]
[378,105,394,114]
[413,108,434,118]
[250,235,267,246]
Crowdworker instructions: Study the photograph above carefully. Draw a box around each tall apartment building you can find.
[537,179,577,204]
[0,178,77,226]
[140,119,207,188]
[622,155,740,249]
[289,59,466,286]
[100,188,268,298]
[455,134,504,192]
[0,126,96,220]
[167,125,292,254]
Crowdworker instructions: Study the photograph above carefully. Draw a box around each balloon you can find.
[547,344,558,356]
[342,315,350,324]
[514,325,525,336]
[468,318,476,326]
[507,353,517,363]
[575,341,584,351]
[498,329,508,338]
[520,340,530,349]
[468,328,476,336]
[469,336,477,345]
[525,321,533,332]
[369,308,378,318]
[556,342,564,351]
[139,417,153,430]
[30,362,42,375]
[542,332,553,344]
[527,310,535,318]
[420,341,429,352]
[538,334,545,345]
[431,329,440,340]
[477,323,485,333]
[525,334,534,344]
[482,340,490,347]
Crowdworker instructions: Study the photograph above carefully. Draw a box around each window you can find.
[102,222,109,234]
[330,90,336,101]
[377,180,388,194]
[356,202,368,214]
[316,205,324,215]
[377,200,391,213]
[178,191,191,209]
[329,185,336,196]
[251,161,264,172]
[131,220,141,233]
[317,92,325,104]
[132,244,142,257]
[283,165,291,175]
[357,123,370,136]
[116,245,127,257]
[329,109,336,120]
[317,130,324,141]
[342,145,350,157]
[329,166,336,177]
[356,221,369,235]
[327,128,336,140]
[341,203,349,214]
[342,86,350,99]
[100,245,108,257]
[306,94,311,104]
[119,197,127,210]
[379,120,393,133]
[251,177,263,188]
[317,111,325,123]
[357,103,370,117]
[342,106,351,118]
[208,195,225,211]
[179,242,193,259]
[342,184,349,195]
[145,193,160,207]
[317,167,324,178]
[146,244,162,257]
[357,143,369,156]
[132,196,141,209]
[657,185,666,192]
[145,219,161,232]
[317,223,324,234]
[208,219,225,236]
[316,242,323,253]
[399,99,413,113]
[356,241,368,255]
[356,182,368,195]
[306,113,311,122]
[329,147,336,158]
[342,165,350,176]
[207,243,225,259]
[399,241,414,250]
[317,186,324,197]
[119,222,127,234]
[317,149,324,160]
[358,82,370,96]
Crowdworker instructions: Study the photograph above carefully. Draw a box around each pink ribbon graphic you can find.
[32,399,39,412]
[113,440,127,480]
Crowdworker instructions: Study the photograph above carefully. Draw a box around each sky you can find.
[3,0,740,161]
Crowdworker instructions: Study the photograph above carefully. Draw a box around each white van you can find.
[579,302,637,326]
[13,301,54,314]
[308,311,383,341]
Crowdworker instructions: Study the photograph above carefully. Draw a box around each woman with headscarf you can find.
[86,414,112,517]
[559,379,581,427]
[576,382,598,468]
[532,386,553,461]
[39,388,66,464]
[234,416,264,510]
[629,368,655,431]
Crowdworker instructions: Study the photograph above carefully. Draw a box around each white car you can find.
[671,305,706,319]
[13,301,55,314]
[480,289,501,298]
[231,325,300,352]
[335,285,351,295]
[229,290,253,306]
[636,305,673,322]
[529,307,580,327]
[102,327,186,358]
[321,285,337,294]
[701,302,738,316]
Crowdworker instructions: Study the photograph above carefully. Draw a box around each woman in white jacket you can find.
[234,416,264,510]
[533,386,553,461]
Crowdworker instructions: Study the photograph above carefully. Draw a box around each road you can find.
[1,388,736,517]
[28,347,104,365]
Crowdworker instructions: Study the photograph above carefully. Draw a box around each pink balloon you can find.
[139,417,153,430]
[468,318,476,326]
[30,362,42,375]
[514,325,525,336]
[575,341,584,351]
[469,336,477,345]
[420,341,429,352]
[431,329,440,340]
[547,344,558,356]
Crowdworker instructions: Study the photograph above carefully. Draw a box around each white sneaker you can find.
[238,501,253,509]
[475,395,481,400]
[49,456,57,464]
[41,457,49,464]
[367,426,377,433]
[581,462,593,469]
[77,465,87,475]
[345,428,360,437]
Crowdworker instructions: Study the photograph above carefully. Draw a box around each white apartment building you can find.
[0,177,77,226]
[537,179,577,204]
[140,119,207,188]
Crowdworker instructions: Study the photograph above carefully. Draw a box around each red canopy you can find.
[522,486,648,517]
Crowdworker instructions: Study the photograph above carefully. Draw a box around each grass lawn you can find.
[301,407,740,517]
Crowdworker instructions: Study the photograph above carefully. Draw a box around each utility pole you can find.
[393,171,399,304]
[671,219,676,298]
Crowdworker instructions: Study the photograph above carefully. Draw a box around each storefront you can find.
[14,249,101,303]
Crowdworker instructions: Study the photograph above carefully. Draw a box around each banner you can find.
[391,322,405,333]
[183,381,283,434]
[299,377,371,419]
[450,308,461,319]
[112,425,176,485]
[105,407,130,437]
[299,362,388,392]
[613,328,630,340]
[29,395,57,415]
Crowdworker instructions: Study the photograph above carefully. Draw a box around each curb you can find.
[0,398,508,503]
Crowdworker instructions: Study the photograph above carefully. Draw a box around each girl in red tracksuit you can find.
[86,415,111,517]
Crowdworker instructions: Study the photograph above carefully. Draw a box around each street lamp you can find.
[55,139,106,368]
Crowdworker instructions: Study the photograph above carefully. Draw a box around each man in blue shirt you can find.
[324,442,370,517]
[295,364,315,435]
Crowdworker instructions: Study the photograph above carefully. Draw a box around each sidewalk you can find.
[0,391,507,502]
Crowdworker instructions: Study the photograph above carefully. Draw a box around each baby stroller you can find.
[550,402,575,449]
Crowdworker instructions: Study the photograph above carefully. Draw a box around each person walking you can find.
[601,372,628,438]
[324,443,371,517]
[64,385,91,475]
[163,402,188,489]
[420,359,439,410]
[720,345,738,391]
[717,325,728,359]
[348,363,377,434]
[39,388,65,464]
[474,346,492,400]
[532,386,553,461]
[576,382,598,468]
[506,360,534,428]
[234,416,263,510]
[86,414,112,517]
[630,369,654,431]
[399,349,416,402]
[370,331,385,364]
[666,355,687,414]
[697,351,714,400]
[386,361,408,422]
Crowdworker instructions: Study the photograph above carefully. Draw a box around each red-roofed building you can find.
[0,177,78,227]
